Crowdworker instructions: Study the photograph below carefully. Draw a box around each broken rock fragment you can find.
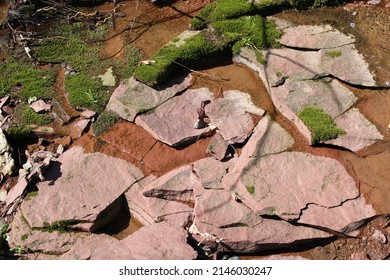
[60,222,197,260]
[20,146,144,232]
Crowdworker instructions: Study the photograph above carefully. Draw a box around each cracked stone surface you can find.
[193,157,236,190]
[0,128,14,176]
[205,90,265,144]
[234,46,383,151]
[275,20,356,49]
[20,146,144,232]
[106,75,193,122]
[60,222,197,260]
[126,167,195,227]
[223,151,375,226]
[135,88,264,147]
[135,87,213,147]
[9,210,87,255]
[299,196,376,232]
[325,108,384,151]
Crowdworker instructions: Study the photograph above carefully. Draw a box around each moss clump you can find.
[191,0,286,29]
[246,185,255,195]
[92,111,119,136]
[6,125,32,139]
[21,107,51,125]
[298,106,345,144]
[215,15,281,54]
[0,62,55,100]
[325,50,342,58]
[24,191,38,202]
[33,23,101,71]
[134,32,227,86]
[64,73,109,112]
[113,46,142,83]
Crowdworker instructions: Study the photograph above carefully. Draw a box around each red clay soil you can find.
[99,0,213,60]
[74,121,211,177]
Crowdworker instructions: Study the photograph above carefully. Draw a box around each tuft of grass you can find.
[325,50,342,58]
[92,111,119,136]
[64,73,109,112]
[298,106,345,144]
[0,62,55,100]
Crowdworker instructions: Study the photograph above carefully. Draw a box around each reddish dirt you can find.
[99,0,212,59]
[74,121,211,177]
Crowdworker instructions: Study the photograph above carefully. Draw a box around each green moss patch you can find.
[0,62,55,100]
[92,111,119,136]
[191,0,287,29]
[7,125,32,139]
[298,106,345,144]
[37,220,80,233]
[134,32,228,86]
[33,23,102,71]
[246,185,255,195]
[134,14,281,86]
[21,106,52,126]
[325,50,342,58]
[64,73,109,112]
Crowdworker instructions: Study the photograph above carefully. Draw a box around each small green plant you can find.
[298,106,345,144]
[246,185,255,195]
[325,50,342,58]
[92,111,119,136]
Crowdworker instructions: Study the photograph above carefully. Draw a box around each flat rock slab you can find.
[271,79,357,119]
[136,88,264,147]
[223,151,375,231]
[29,100,51,113]
[21,146,144,232]
[235,47,383,151]
[107,75,193,122]
[325,108,383,152]
[193,157,236,190]
[60,222,197,260]
[206,133,229,160]
[320,45,377,87]
[205,90,264,144]
[191,214,330,254]
[276,21,356,49]
[227,116,294,177]
[299,196,376,232]
[69,119,90,139]
[9,210,87,255]
[135,87,213,147]
[126,169,194,227]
